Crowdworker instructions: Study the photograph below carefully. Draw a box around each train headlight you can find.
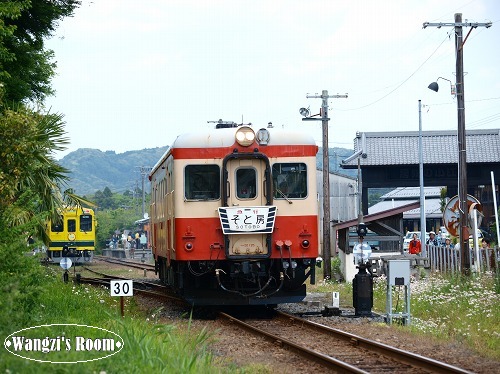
[235,126,255,147]
[301,239,310,249]
[184,242,193,252]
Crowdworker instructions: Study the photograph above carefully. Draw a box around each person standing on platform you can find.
[426,231,439,247]
[408,233,421,255]
[135,232,140,251]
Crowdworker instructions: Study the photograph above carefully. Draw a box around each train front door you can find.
[222,157,273,259]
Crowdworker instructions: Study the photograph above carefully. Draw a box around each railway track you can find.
[78,274,182,302]
[81,265,165,290]
[219,310,472,374]
[75,256,472,372]
[94,255,156,271]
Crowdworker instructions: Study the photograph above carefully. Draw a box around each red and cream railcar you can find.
[149,122,319,305]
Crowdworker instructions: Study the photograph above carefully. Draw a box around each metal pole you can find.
[357,158,362,223]
[455,13,470,274]
[491,171,500,249]
[139,166,152,218]
[141,171,146,217]
[418,100,427,256]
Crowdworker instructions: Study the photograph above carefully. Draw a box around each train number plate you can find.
[218,206,277,234]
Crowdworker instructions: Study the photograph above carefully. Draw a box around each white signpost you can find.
[60,257,72,270]
[60,257,72,282]
[110,280,133,317]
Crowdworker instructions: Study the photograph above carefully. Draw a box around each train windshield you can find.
[80,214,93,232]
[272,162,308,199]
[184,164,220,200]
[51,215,64,232]
[68,219,76,232]
[236,167,256,199]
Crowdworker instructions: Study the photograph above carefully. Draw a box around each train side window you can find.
[51,215,64,232]
[185,165,220,200]
[236,168,256,199]
[80,214,93,232]
[272,163,307,199]
[68,219,76,232]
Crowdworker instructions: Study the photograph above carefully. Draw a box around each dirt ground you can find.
[88,260,499,373]
[135,295,499,374]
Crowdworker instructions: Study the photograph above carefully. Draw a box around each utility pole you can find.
[423,14,492,275]
[303,90,348,280]
[138,166,152,218]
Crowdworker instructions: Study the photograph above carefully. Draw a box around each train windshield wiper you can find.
[276,188,292,204]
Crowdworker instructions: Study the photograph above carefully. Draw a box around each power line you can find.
[336,34,450,111]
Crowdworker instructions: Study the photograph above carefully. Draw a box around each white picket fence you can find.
[426,244,499,273]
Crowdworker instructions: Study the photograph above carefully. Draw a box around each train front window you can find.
[272,163,307,199]
[185,165,220,200]
[236,168,256,199]
[80,214,93,232]
[51,215,64,232]
[68,219,76,232]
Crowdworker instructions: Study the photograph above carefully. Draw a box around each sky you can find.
[44,0,500,159]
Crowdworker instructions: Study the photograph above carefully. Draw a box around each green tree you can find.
[0,0,80,104]
[96,209,139,249]
[0,105,91,244]
[440,187,448,213]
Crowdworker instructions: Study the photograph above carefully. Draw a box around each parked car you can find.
[349,230,380,251]
[403,231,429,251]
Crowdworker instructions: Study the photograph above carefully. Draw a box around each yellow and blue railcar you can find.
[46,207,96,263]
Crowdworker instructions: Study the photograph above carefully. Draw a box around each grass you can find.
[310,261,500,360]
[0,249,222,373]
[2,248,498,372]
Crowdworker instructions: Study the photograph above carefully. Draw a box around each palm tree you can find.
[0,105,92,243]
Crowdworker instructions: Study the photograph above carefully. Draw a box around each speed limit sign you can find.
[110,280,133,297]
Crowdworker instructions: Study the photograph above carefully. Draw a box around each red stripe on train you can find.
[171,144,318,159]
[153,215,318,261]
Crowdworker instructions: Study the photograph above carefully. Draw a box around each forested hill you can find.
[58,147,169,196]
[58,146,355,196]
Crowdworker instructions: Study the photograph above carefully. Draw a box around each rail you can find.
[219,310,472,373]
[94,255,155,271]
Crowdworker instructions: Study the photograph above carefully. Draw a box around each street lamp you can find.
[427,77,456,97]
[428,72,469,273]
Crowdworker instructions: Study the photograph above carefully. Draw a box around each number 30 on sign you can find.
[110,280,133,297]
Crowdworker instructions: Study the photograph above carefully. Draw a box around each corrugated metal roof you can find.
[332,201,420,230]
[342,129,500,167]
[369,198,442,218]
[381,186,444,199]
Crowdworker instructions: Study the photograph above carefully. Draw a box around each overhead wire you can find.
[336,34,450,111]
